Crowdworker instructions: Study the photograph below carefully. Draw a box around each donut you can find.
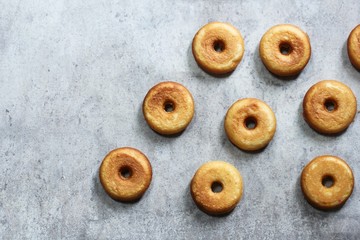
[303,80,357,134]
[259,24,311,76]
[192,22,245,75]
[191,161,243,215]
[347,24,360,70]
[224,98,276,151]
[301,155,354,210]
[99,147,152,202]
[143,81,195,135]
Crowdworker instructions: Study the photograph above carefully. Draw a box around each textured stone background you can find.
[0,0,360,239]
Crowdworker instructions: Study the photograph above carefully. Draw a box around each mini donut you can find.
[301,155,354,210]
[191,161,243,215]
[259,24,311,76]
[99,147,152,202]
[224,98,276,151]
[303,80,357,134]
[347,25,360,70]
[192,22,245,75]
[143,81,195,135]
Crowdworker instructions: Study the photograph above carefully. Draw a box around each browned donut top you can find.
[99,147,152,202]
[260,24,311,76]
[143,81,194,135]
[301,155,354,210]
[347,24,360,70]
[192,22,244,74]
[303,80,357,134]
[191,161,243,215]
[224,98,276,151]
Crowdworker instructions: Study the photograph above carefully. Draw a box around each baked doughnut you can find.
[301,155,354,210]
[347,24,360,70]
[191,161,243,215]
[259,24,311,76]
[143,81,195,135]
[192,22,245,75]
[99,147,152,202]
[224,98,276,151]
[303,80,357,134]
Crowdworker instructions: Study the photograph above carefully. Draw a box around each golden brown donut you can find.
[301,155,354,210]
[191,161,243,215]
[99,147,152,202]
[347,25,360,70]
[192,22,245,75]
[143,81,195,135]
[224,98,276,151]
[303,80,357,134]
[259,24,311,76]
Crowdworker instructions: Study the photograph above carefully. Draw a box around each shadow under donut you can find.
[295,174,344,214]
[219,111,276,160]
[341,40,360,75]
[136,104,186,141]
[184,181,236,219]
[298,99,352,139]
[253,43,303,85]
[186,43,236,80]
[91,168,146,209]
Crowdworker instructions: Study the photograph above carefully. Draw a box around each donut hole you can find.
[119,166,132,179]
[211,181,223,193]
[324,99,337,112]
[244,117,257,130]
[279,43,292,55]
[322,175,334,188]
[164,101,175,112]
[213,40,225,53]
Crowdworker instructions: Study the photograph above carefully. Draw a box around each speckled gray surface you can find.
[1,0,360,239]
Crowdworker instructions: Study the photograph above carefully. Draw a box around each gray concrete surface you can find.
[0,0,360,239]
